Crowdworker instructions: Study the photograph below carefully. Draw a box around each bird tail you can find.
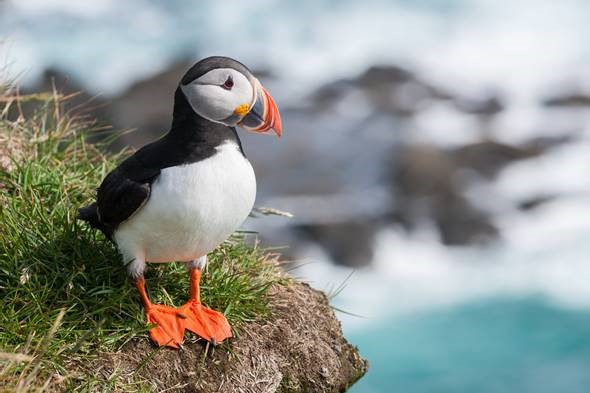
[77,203,113,240]
[78,203,100,226]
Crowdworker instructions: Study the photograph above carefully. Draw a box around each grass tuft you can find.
[0,88,284,390]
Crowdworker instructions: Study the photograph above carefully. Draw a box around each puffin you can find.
[78,56,282,348]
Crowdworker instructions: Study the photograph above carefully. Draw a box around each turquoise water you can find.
[349,298,590,393]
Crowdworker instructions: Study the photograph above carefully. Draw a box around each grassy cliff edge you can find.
[0,90,367,392]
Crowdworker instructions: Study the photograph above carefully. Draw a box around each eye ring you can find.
[222,75,234,90]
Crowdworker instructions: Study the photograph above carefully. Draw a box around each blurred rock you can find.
[310,79,355,112]
[434,194,498,245]
[389,134,575,245]
[355,65,415,88]
[451,140,539,178]
[543,92,590,107]
[452,93,504,116]
[517,195,557,211]
[310,65,452,116]
[295,220,377,268]
[521,135,574,152]
[391,145,499,246]
[20,68,110,127]
[29,68,84,95]
[451,135,574,179]
[110,61,192,149]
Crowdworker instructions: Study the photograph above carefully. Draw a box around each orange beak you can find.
[239,80,282,137]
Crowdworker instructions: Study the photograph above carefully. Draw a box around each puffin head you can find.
[179,56,282,137]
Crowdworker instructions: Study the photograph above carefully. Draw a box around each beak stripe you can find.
[238,79,282,137]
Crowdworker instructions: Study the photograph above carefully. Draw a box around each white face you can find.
[180,68,254,125]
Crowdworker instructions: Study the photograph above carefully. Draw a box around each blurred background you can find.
[2,0,590,392]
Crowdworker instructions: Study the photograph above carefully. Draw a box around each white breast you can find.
[114,141,256,264]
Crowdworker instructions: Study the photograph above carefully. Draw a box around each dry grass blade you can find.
[0,354,34,363]
[0,92,65,103]
[251,206,294,218]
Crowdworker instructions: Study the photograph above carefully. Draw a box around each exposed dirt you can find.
[0,130,24,173]
[78,282,368,392]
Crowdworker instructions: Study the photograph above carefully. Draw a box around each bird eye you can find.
[222,75,234,90]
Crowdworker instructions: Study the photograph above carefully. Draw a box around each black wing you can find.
[78,151,161,239]
[96,155,160,227]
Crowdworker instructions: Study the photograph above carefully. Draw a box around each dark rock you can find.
[452,93,504,116]
[309,79,355,111]
[309,65,452,116]
[31,68,84,95]
[452,135,574,179]
[355,65,450,116]
[354,65,415,88]
[394,145,456,197]
[387,133,575,245]
[434,194,499,245]
[296,220,378,268]
[451,140,540,178]
[249,67,274,80]
[543,92,590,107]
[517,195,557,211]
[391,144,499,246]
[19,68,111,127]
[109,61,193,149]
[521,135,574,152]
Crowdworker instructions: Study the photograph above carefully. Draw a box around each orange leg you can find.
[136,277,185,348]
[178,268,232,344]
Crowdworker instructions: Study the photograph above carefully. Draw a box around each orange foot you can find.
[179,299,232,344]
[146,304,186,348]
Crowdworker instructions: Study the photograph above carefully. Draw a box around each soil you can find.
[79,282,368,392]
[0,131,24,173]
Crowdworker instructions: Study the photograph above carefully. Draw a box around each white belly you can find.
[114,142,256,263]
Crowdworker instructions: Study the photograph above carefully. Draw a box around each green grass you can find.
[0,90,283,391]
